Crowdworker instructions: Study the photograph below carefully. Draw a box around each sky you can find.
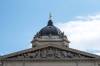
[0,0,100,55]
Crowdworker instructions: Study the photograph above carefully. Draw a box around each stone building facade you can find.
[0,16,100,66]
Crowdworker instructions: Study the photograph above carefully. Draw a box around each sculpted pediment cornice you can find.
[1,44,100,60]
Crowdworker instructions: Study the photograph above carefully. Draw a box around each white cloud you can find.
[56,14,100,55]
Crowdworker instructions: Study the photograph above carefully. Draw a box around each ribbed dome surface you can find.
[38,20,62,36]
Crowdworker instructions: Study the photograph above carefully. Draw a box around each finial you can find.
[47,13,53,26]
[49,13,52,20]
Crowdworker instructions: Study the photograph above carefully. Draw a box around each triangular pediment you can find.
[1,44,100,60]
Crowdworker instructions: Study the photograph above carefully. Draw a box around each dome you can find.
[32,18,70,48]
[38,19,62,36]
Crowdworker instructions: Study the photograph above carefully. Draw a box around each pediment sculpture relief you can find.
[7,47,93,59]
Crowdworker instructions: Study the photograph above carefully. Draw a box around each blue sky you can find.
[0,0,100,55]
